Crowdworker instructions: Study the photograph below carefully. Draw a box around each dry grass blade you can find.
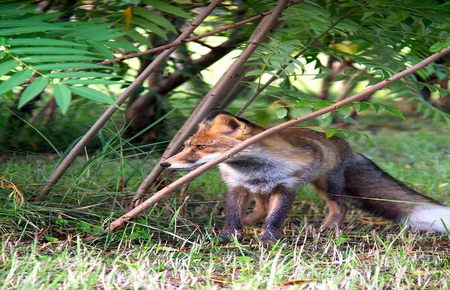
[0,176,25,206]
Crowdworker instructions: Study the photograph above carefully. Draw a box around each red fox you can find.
[160,110,450,241]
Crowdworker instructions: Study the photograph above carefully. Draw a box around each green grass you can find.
[1,118,449,289]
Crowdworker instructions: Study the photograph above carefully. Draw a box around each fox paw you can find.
[321,213,345,230]
[218,230,242,243]
[260,229,281,243]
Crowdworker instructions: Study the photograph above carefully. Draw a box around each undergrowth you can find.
[0,117,449,289]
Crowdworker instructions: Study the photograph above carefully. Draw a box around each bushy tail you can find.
[344,153,450,233]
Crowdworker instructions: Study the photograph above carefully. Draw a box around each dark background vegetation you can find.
[0,0,449,288]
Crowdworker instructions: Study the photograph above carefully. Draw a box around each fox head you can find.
[160,111,258,170]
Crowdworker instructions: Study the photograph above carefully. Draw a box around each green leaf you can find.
[69,86,116,105]
[19,77,49,108]
[33,63,112,71]
[143,0,191,19]
[0,25,68,36]
[109,40,139,52]
[53,84,72,114]
[65,26,124,41]
[0,20,36,28]
[46,72,115,79]
[382,105,405,119]
[88,42,115,59]
[45,236,59,243]
[134,7,177,33]
[75,221,103,234]
[325,128,337,138]
[24,55,101,63]
[275,107,288,119]
[372,103,381,113]
[126,29,153,46]
[61,79,126,85]
[335,235,349,246]
[132,17,168,40]
[319,113,333,126]
[357,102,371,112]
[7,38,87,48]
[0,59,19,76]
[430,36,450,52]
[430,42,445,53]
[9,47,99,55]
[0,69,33,95]
[5,13,62,24]
[361,11,375,21]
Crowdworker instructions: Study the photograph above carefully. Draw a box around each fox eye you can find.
[196,145,207,150]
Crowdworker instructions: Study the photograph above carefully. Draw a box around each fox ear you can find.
[210,113,250,137]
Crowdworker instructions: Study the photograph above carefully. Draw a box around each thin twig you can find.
[43,98,57,125]
[36,0,222,200]
[29,96,54,125]
[109,46,450,232]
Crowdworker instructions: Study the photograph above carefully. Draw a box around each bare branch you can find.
[109,46,450,232]
[36,0,222,200]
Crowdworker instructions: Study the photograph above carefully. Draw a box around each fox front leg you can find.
[219,187,249,241]
[261,187,296,242]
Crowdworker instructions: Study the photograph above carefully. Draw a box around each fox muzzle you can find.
[160,162,171,168]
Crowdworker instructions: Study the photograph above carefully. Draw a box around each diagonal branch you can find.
[130,0,291,207]
[109,46,450,232]
[35,0,222,200]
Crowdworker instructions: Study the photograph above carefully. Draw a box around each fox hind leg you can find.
[260,186,296,242]
[242,194,270,226]
[314,172,347,229]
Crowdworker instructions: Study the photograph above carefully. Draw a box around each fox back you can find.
[163,111,351,193]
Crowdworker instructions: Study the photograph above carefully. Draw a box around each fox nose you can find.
[160,162,171,168]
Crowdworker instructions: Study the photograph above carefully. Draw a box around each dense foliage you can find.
[0,0,449,151]
[0,2,449,288]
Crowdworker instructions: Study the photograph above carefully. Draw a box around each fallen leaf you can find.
[282,279,313,286]
[157,246,181,252]
[210,276,229,284]
[356,218,389,225]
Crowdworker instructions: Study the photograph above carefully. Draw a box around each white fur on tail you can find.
[407,205,450,233]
